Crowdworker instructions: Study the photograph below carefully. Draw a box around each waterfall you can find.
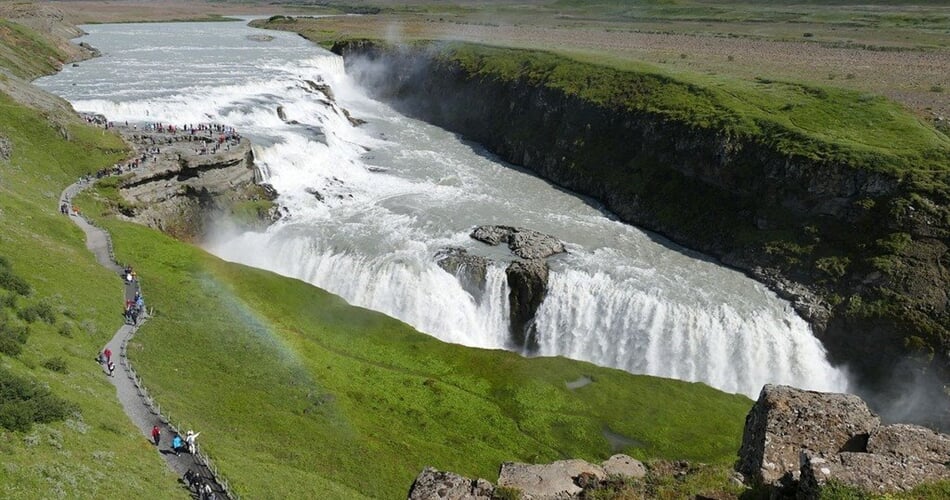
[36,20,850,400]
[535,269,848,396]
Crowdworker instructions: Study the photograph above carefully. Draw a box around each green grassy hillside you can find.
[76,185,753,497]
[0,18,66,80]
[0,91,184,497]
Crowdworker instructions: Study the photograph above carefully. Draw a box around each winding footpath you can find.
[60,181,230,499]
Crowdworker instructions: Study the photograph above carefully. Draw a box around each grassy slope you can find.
[72,189,752,497]
[0,19,64,80]
[0,89,184,497]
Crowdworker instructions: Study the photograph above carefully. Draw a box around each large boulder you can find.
[471,225,565,260]
[506,259,549,352]
[497,459,606,499]
[799,450,949,499]
[736,385,880,487]
[408,467,494,500]
[800,423,950,497]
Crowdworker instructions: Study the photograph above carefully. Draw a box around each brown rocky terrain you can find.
[90,119,277,240]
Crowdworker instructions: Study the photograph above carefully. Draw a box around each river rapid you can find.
[36,20,850,398]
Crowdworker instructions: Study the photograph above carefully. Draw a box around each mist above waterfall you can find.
[36,20,850,399]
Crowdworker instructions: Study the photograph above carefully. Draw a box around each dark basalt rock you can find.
[471,225,565,259]
[506,259,548,352]
[435,247,489,302]
[305,187,325,202]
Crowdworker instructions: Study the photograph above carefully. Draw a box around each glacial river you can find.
[36,20,849,397]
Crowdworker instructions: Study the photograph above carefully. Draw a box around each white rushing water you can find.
[36,20,850,397]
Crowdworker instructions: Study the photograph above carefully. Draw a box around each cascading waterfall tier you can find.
[35,20,849,399]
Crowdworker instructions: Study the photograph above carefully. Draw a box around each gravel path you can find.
[60,181,230,499]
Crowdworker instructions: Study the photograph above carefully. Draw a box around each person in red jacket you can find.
[151,425,161,446]
[103,348,112,363]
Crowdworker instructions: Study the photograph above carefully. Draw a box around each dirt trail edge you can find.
[61,180,232,499]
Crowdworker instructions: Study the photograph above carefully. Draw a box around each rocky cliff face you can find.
[332,40,950,428]
[111,126,277,241]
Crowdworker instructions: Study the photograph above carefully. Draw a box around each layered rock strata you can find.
[107,124,277,240]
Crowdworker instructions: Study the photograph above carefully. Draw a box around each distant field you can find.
[45,1,949,119]
[278,11,949,122]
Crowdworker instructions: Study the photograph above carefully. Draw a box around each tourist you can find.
[107,360,115,377]
[151,425,161,446]
[185,430,200,454]
[172,434,184,456]
[104,348,112,363]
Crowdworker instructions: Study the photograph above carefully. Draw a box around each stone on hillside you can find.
[798,450,950,499]
[601,454,646,479]
[736,385,880,487]
[506,259,548,352]
[470,225,565,260]
[408,467,494,500]
[0,135,11,160]
[498,459,606,499]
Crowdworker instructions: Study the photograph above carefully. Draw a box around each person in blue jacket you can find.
[172,433,184,456]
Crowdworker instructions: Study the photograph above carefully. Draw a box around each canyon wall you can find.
[332,40,950,427]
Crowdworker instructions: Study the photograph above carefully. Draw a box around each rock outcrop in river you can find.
[436,225,565,350]
[331,40,950,429]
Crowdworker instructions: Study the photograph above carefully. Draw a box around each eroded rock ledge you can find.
[99,120,278,240]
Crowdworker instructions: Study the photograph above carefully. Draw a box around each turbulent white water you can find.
[36,20,850,397]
